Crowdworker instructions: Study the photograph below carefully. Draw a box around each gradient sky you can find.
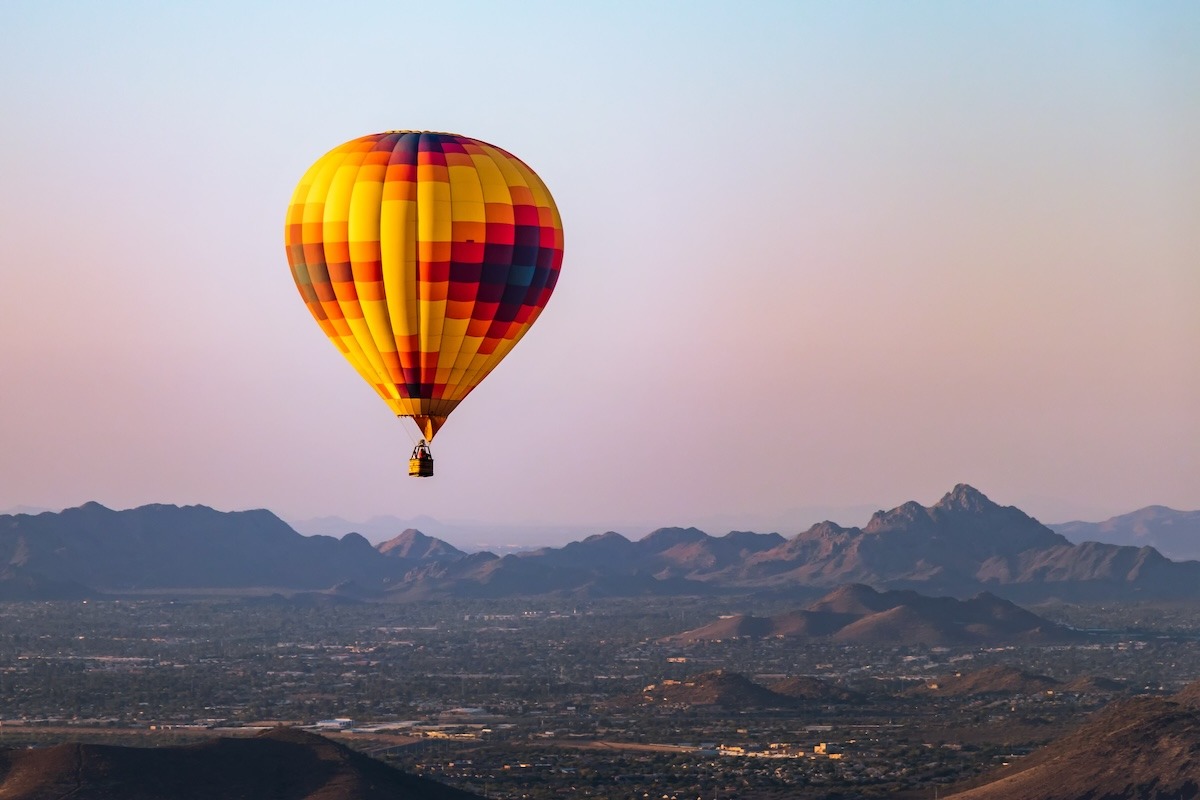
[1,1,1197,540]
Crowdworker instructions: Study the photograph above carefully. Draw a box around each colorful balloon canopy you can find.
[285,131,564,441]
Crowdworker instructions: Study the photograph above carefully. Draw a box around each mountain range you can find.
[2,485,1199,602]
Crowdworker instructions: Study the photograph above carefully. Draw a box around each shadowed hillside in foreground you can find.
[0,727,482,800]
[945,684,1200,799]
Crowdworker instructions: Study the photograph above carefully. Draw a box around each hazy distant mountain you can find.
[287,513,598,550]
[287,509,874,549]
[1050,505,1200,561]
[0,505,55,516]
[290,513,444,542]
[944,691,1200,799]
[663,584,1081,646]
[382,549,705,601]
[520,527,786,579]
[0,503,407,593]
[378,526,780,600]
[377,529,465,560]
[0,726,481,799]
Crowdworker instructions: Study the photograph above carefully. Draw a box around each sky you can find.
[1,1,1197,543]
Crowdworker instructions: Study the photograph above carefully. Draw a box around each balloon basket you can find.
[408,441,434,477]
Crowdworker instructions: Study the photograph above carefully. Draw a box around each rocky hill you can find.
[1175,680,1200,709]
[663,584,1082,646]
[0,726,482,799]
[914,665,1061,697]
[913,665,1131,698]
[1050,505,1200,562]
[612,670,797,709]
[944,690,1200,799]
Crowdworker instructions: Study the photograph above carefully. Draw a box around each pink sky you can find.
[1,2,1196,537]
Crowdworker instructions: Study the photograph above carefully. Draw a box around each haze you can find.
[1,1,1196,537]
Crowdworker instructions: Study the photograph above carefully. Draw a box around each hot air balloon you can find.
[284,132,564,476]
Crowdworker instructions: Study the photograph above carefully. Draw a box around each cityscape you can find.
[2,588,1199,797]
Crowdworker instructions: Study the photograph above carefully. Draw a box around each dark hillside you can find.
[0,727,482,799]
[945,696,1200,799]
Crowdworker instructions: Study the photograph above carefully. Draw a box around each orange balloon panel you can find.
[285,132,564,440]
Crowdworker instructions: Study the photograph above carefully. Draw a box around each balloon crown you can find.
[382,130,463,136]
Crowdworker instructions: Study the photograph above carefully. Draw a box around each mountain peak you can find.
[339,532,374,551]
[864,500,930,532]
[935,484,997,513]
[807,583,891,614]
[580,531,631,546]
[377,529,463,560]
[862,488,1007,534]
[639,527,710,550]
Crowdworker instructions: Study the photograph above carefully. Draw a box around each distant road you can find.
[543,738,695,754]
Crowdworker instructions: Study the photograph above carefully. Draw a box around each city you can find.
[2,595,1198,798]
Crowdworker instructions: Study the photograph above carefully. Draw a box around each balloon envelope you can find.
[285,131,564,440]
